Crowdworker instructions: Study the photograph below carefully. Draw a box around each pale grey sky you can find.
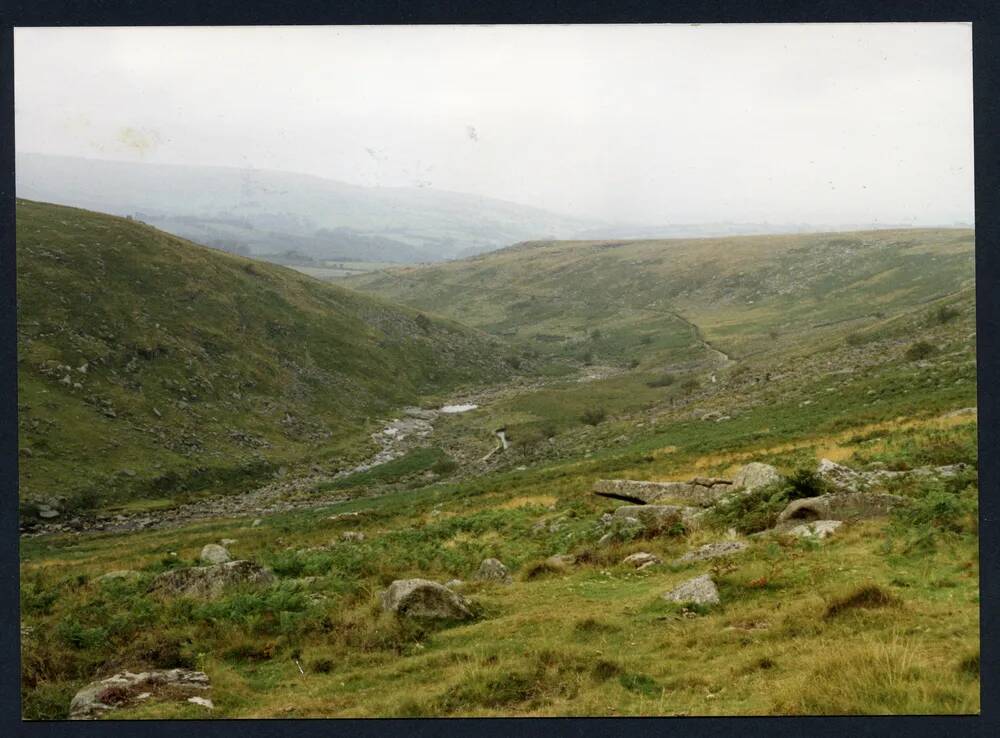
[15,23,974,226]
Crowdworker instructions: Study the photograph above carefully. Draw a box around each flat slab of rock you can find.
[97,570,142,585]
[199,543,231,565]
[69,668,210,720]
[594,478,731,507]
[149,560,275,599]
[662,574,720,606]
[786,519,843,539]
[622,552,660,569]
[732,463,782,492]
[380,578,473,619]
[676,541,749,564]
[475,558,512,583]
[776,493,907,524]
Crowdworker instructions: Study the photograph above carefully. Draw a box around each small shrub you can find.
[905,341,937,361]
[311,658,335,674]
[592,660,622,681]
[680,377,700,392]
[580,407,607,426]
[787,468,830,498]
[646,373,675,388]
[414,313,432,333]
[933,305,960,324]
[824,585,901,618]
[618,672,660,697]
[430,457,458,475]
[957,652,979,678]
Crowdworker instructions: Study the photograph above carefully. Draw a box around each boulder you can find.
[340,531,365,543]
[444,579,465,589]
[149,560,275,599]
[676,541,749,564]
[776,493,907,524]
[475,558,512,583]
[732,463,782,492]
[380,578,473,619]
[622,552,660,569]
[662,574,720,606]
[199,544,231,565]
[787,519,842,540]
[816,458,865,492]
[69,668,210,720]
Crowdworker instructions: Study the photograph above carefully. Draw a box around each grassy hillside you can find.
[345,229,974,363]
[16,199,513,514]
[18,213,979,719]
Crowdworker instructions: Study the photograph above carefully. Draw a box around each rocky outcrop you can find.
[786,519,842,539]
[594,477,732,507]
[732,463,782,492]
[199,544,231,565]
[475,558,512,584]
[340,531,365,543]
[776,493,907,524]
[676,540,749,564]
[662,574,720,606]
[622,552,660,569]
[149,560,275,599]
[69,668,211,720]
[379,578,473,619]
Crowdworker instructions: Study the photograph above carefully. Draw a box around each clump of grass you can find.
[591,660,622,682]
[618,672,660,697]
[646,373,675,388]
[957,652,979,678]
[311,658,335,674]
[824,585,901,619]
[905,341,937,361]
[580,407,607,426]
[572,617,620,635]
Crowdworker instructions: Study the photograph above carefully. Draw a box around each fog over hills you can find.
[15,153,599,264]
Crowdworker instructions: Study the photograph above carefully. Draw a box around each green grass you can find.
[16,199,512,512]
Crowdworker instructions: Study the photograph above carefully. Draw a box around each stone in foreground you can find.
[380,578,473,619]
[199,543,232,565]
[677,540,749,564]
[475,557,512,583]
[69,668,210,720]
[149,560,275,599]
[662,574,720,606]
[787,519,843,539]
[732,462,782,492]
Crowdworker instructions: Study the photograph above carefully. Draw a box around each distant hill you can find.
[16,199,513,510]
[15,153,596,263]
[344,229,976,364]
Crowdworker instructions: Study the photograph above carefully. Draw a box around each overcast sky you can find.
[15,23,973,226]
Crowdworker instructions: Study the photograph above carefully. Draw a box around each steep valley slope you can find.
[16,199,514,518]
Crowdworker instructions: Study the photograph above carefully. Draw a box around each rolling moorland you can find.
[18,201,979,718]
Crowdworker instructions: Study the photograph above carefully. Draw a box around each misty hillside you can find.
[16,199,514,510]
[16,153,596,263]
